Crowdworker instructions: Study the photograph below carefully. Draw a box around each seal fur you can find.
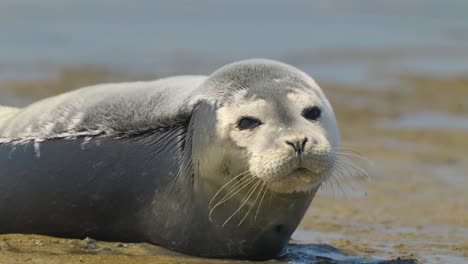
[0,59,340,260]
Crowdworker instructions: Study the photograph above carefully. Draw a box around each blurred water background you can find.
[1,0,467,97]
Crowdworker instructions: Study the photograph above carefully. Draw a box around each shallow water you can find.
[0,0,467,84]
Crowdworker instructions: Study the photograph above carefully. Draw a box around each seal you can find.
[0,59,340,260]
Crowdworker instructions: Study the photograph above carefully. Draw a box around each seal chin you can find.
[266,167,323,194]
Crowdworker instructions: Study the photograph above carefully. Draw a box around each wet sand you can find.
[0,69,467,263]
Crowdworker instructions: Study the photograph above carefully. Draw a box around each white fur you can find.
[215,87,338,193]
[0,105,19,125]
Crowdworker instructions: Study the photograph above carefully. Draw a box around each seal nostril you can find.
[286,139,309,154]
[301,137,308,152]
[285,141,297,152]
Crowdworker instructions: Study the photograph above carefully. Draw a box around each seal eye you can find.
[302,106,322,121]
[238,117,262,130]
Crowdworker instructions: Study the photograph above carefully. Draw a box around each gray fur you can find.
[0,76,207,141]
[0,59,323,142]
[0,59,336,260]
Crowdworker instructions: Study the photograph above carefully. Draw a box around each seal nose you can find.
[285,137,308,154]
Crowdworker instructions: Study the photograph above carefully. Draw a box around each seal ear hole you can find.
[302,106,322,121]
[274,224,285,233]
[237,117,262,130]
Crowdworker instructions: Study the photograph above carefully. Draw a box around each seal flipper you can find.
[135,102,219,248]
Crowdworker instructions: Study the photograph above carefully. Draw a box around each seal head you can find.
[194,59,339,195]
[172,60,340,258]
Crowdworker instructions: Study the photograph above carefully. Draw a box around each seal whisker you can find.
[329,171,339,198]
[334,156,370,181]
[336,170,360,191]
[332,161,360,181]
[213,176,256,208]
[326,164,367,199]
[329,146,362,152]
[329,147,372,167]
[208,170,251,209]
[322,178,331,194]
[209,176,257,222]
[322,167,338,198]
[254,183,268,223]
[237,181,264,227]
[327,161,355,185]
[334,151,374,166]
[222,180,261,228]
[268,185,274,206]
[329,171,349,198]
[335,174,350,198]
[329,164,360,192]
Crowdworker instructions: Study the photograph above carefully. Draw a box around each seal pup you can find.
[0,59,340,259]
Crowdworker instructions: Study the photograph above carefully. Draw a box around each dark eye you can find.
[238,117,262,130]
[302,106,322,121]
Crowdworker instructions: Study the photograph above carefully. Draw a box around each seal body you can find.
[0,59,339,259]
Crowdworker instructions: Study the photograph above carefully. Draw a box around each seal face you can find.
[214,83,338,194]
[0,59,339,260]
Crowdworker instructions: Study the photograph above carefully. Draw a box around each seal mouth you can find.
[271,167,317,181]
[287,167,319,183]
[266,167,322,193]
